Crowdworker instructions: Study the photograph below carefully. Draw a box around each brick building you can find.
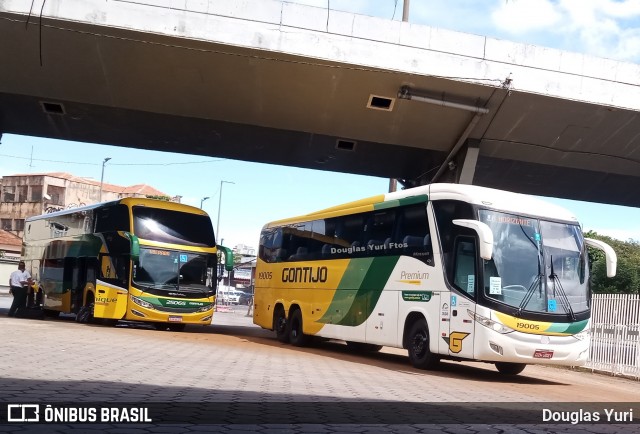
[0,172,175,239]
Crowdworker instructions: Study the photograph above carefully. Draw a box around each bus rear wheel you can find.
[407,318,439,370]
[495,362,526,375]
[274,306,289,343]
[289,308,310,347]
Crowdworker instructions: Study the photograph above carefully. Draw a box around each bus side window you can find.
[396,204,434,265]
[453,237,477,298]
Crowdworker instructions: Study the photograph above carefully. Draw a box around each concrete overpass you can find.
[2,0,640,206]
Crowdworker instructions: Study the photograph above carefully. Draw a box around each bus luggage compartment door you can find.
[93,283,127,319]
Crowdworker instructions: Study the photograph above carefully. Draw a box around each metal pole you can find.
[216,180,235,243]
[200,196,210,209]
[99,157,111,202]
[402,0,410,22]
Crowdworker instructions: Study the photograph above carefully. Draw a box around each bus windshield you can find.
[479,210,588,315]
[133,206,215,247]
[133,248,212,294]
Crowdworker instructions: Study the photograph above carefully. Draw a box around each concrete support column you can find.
[458,139,480,185]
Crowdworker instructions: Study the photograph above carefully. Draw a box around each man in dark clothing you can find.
[8,261,32,317]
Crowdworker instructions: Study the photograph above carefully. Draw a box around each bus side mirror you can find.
[452,219,493,260]
[584,238,617,277]
[124,232,140,263]
[217,245,235,272]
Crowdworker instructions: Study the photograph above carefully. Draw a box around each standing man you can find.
[8,261,32,317]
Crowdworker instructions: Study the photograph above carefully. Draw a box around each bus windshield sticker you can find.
[180,254,188,263]
[486,214,533,227]
[548,299,557,312]
[489,276,502,295]
[467,275,475,292]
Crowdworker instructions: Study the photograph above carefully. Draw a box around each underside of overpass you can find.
[1,0,640,207]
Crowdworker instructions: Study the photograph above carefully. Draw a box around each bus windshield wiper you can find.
[517,225,544,316]
[549,255,576,320]
[517,272,543,316]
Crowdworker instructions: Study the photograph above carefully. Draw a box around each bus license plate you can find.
[533,349,554,359]
[168,316,183,322]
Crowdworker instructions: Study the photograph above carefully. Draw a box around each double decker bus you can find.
[23,198,233,331]
[253,183,616,374]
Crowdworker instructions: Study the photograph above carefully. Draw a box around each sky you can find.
[2,0,640,248]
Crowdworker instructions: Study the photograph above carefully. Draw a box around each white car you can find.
[217,287,244,304]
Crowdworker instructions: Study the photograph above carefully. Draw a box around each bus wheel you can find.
[346,341,383,352]
[407,319,439,370]
[289,309,310,347]
[76,301,95,323]
[274,306,289,343]
[495,362,526,375]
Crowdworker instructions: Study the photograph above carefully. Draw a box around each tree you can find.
[585,231,640,294]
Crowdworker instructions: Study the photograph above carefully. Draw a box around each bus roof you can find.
[25,197,207,222]
[264,183,579,228]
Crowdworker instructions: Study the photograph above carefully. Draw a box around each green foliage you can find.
[585,231,640,294]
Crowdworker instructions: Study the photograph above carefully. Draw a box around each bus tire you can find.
[274,306,289,343]
[346,341,383,352]
[407,318,439,370]
[288,308,310,347]
[495,362,526,375]
[76,296,95,324]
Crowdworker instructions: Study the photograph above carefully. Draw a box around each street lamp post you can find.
[200,196,210,209]
[99,157,111,202]
[216,180,235,244]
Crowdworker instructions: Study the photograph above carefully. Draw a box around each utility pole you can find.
[403,0,410,22]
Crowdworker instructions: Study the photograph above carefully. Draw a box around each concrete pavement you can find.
[0,297,638,433]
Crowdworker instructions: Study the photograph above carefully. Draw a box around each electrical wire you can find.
[0,153,226,167]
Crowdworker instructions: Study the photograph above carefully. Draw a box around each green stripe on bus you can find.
[319,256,400,327]
[318,258,373,325]
[373,195,428,210]
[547,319,589,334]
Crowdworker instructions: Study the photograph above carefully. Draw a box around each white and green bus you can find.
[253,183,616,375]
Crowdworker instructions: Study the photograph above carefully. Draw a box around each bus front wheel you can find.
[407,318,439,370]
[76,298,95,324]
[274,306,289,343]
[495,362,526,375]
[289,309,309,347]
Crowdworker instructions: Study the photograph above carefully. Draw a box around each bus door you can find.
[94,253,128,319]
[447,236,477,359]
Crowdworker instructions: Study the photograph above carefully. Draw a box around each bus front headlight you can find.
[468,310,516,334]
[131,295,154,309]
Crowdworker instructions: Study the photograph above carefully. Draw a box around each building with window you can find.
[0,172,176,238]
[0,229,22,290]
[230,244,257,292]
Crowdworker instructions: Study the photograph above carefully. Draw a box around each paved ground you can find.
[0,292,638,433]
